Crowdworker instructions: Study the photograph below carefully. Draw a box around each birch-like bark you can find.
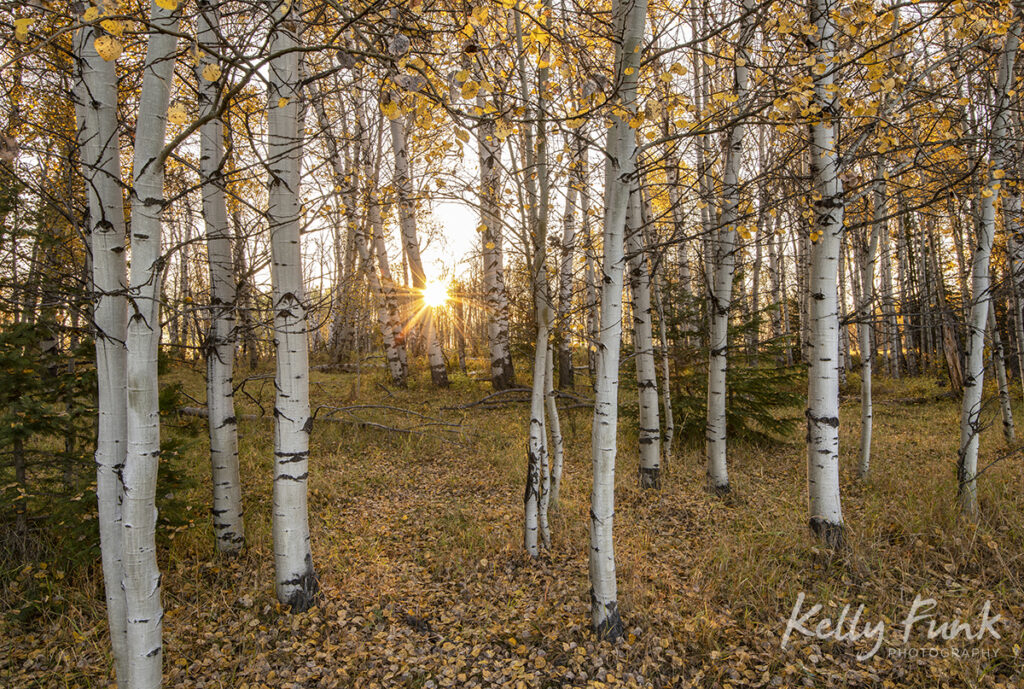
[652,279,675,466]
[806,0,845,548]
[590,0,646,641]
[476,91,515,390]
[556,163,579,389]
[524,299,548,555]
[74,22,128,683]
[390,113,448,387]
[312,82,406,385]
[122,3,179,683]
[580,145,600,384]
[706,0,754,495]
[958,6,1021,518]
[267,2,318,610]
[196,0,244,554]
[627,189,661,488]
[857,166,884,479]
[545,340,565,506]
[1007,115,1024,395]
[988,300,1015,443]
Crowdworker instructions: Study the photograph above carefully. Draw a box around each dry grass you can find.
[3,359,1024,688]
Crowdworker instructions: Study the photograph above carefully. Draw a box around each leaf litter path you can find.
[3,374,1023,688]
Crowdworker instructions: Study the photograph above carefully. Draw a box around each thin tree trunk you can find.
[627,189,661,488]
[267,3,318,611]
[74,23,129,680]
[857,166,884,479]
[390,113,448,387]
[706,0,754,495]
[545,339,565,506]
[476,89,515,390]
[958,6,1020,518]
[806,0,845,549]
[197,0,244,555]
[556,161,579,389]
[988,299,1015,443]
[122,3,180,683]
[590,0,646,641]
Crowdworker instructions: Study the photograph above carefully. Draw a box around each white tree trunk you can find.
[988,300,1015,443]
[557,169,579,389]
[580,147,600,384]
[74,22,129,683]
[626,190,661,488]
[390,114,448,387]
[590,0,646,640]
[545,340,565,506]
[196,0,244,554]
[267,3,318,610]
[806,0,845,548]
[653,281,675,466]
[705,0,753,496]
[313,83,406,385]
[122,3,179,684]
[857,166,884,480]
[958,5,1021,518]
[525,302,548,556]
[476,93,515,390]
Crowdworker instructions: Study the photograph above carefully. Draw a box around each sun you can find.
[422,279,450,308]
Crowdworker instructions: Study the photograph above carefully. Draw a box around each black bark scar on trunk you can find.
[283,553,319,613]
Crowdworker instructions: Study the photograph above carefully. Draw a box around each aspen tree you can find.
[73,20,129,684]
[267,0,318,610]
[806,0,846,548]
[122,0,180,681]
[590,0,647,640]
[958,2,1021,518]
[196,0,244,554]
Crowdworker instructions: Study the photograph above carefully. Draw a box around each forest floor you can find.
[3,359,1024,688]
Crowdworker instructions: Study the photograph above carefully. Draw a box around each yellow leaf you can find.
[83,6,100,21]
[155,0,178,10]
[993,169,1005,179]
[455,129,469,143]
[624,67,635,75]
[94,35,122,61]
[485,241,495,250]
[381,101,401,120]
[14,18,33,36]
[461,80,480,100]
[277,97,289,109]
[455,69,469,83]
[201,63,222,82]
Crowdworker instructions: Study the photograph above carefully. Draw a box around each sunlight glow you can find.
[422,279,450,308]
